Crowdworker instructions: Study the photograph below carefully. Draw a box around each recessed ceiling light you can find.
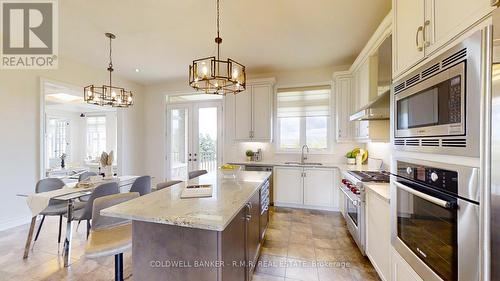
[135,68,140,72]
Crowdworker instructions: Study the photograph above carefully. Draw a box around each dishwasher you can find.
[244,165,273,206]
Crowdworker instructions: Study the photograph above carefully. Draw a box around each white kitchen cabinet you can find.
[251,84,272,140]
[391,247,424,281]
[393,0,493,78]
[357,56,378,109]
[274,166,339,210]
[274,166,303,205]
[303,168,335,208]
[233,79,275,142]
[366,189,391,281]
[426,0,493,54]
[333,72,354,141]
[393,0,425,77]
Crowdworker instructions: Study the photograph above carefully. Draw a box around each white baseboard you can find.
[0,215,32,232]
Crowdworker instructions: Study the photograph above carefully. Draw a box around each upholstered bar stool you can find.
[188,169,208,179]
[129,175,152,195]
[85,192,139,281]
[155,180,182,191]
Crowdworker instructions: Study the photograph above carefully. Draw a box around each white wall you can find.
[143,65,366,185]
[0,57,145,230]
[365,142,391,170]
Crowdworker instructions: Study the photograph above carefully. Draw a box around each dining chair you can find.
[155,180,182,191]
[85,192,139,281]
[78,171,97,182]
[129,175,152,196]
[188,169,208,179]
[66,182,120,238]
[34,178,85,247]
[78,171,97,202]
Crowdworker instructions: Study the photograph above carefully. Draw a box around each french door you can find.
[166,101,223,181]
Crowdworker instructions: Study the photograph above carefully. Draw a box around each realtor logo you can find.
[1,0,58,69]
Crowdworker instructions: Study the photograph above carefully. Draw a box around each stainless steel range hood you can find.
[349,90,390,121]
[350,35,391,121]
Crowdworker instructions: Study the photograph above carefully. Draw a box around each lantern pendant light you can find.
[84,33,133,107]
[188,0,246,95]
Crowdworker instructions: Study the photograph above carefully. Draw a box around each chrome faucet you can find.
[301,144,309,164]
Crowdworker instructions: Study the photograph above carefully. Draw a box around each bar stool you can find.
[85,192,139,281]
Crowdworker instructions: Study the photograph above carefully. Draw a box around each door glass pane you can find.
[170,108,189,180]
[347,200,358,226]
[198,107,218,173]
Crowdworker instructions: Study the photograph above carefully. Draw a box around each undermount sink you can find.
[284,162,323,166]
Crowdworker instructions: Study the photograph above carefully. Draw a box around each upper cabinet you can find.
[231,79,275,142]
[334,72,353,142]
[393,0,493,78]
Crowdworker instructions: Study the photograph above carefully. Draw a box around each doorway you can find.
[166,100,223,181]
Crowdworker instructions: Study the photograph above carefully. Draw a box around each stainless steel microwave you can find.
[392,29,484,157]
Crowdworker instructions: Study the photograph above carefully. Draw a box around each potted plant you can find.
[245,150,254,162]
[345,151,356,165]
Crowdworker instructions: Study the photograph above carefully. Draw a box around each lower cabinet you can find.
[220,188,263,281]
[274,166,338,210]
[391,247,424,281]
[365,189,391,281]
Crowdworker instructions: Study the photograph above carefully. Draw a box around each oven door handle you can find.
[394,181,455,209]
[339,186,360,206]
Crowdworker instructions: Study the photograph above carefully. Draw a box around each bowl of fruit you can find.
[219,164,242,178]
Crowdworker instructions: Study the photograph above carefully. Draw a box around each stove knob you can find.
[406,167,413,175]
[430,172,439,182]
[342,179,347,185]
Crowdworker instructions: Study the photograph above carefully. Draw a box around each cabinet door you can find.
[393,0,425,77]
[392,247,424,281]
[247,191,261,274]
[234,87,253,140]
[358,59,371,108]
[252,84,272,140]
[336,76,353,141]
[220,207,246,280]
[366,190,391,281]
[425,0,493,54]
[357,121,370,140]
[274,167,303,205]
[303,168,334,207]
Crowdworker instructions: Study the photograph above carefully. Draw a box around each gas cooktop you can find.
[347,171,390,183]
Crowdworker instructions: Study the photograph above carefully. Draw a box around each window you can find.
[276,86,331,151]
[47,118,69,160]
[86,116,107,160]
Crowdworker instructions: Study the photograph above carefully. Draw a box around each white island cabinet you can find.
[274,166,338,210]
[391,247,424,281]
[366,188,391,281]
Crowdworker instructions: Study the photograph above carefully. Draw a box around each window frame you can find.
[274,83,334,154]
[85,115,107,160]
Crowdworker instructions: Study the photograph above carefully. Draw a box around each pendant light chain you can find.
[216,0,220,61]
[108,35,113,88]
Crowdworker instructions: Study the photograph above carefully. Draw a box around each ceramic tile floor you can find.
[0,207,380,281]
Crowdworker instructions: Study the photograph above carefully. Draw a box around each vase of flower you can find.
[60,153,67,169]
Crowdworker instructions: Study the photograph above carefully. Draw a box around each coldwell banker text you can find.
[0,0,58,69]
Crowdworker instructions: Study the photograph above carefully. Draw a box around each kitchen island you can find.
[102,171,271,281]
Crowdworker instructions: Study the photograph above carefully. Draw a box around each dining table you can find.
[18,175,139,267]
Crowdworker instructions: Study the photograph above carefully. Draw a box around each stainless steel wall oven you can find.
[391,158,479,281]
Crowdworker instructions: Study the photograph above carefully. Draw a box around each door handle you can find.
[394,181,456,209]
[423,20,431,47]
[416,26,423,51]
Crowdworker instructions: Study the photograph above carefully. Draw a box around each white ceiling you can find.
[59,0,391,85]
[44,82,116,113]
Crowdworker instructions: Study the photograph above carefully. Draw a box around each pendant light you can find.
[84,33,133,107]
[188,0,246,95]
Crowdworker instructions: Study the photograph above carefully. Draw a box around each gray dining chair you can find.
[66,182,120,238]
[34,178,85,246]
[188,169,208,179]
[78,171,97,202]
[79,171,97,182]
[156,180,182,191]
[129,175,152,196]
[85,192,139,281]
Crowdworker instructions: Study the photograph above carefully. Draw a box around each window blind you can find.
[276,86,331,118]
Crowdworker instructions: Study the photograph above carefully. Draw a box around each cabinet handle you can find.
[416,26,423,51]
[423,20,431,47]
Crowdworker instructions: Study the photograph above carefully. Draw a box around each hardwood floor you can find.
[0,207,380,281]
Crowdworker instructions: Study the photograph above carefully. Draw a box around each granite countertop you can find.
[101,171,271,232]
[364,182,390,202]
